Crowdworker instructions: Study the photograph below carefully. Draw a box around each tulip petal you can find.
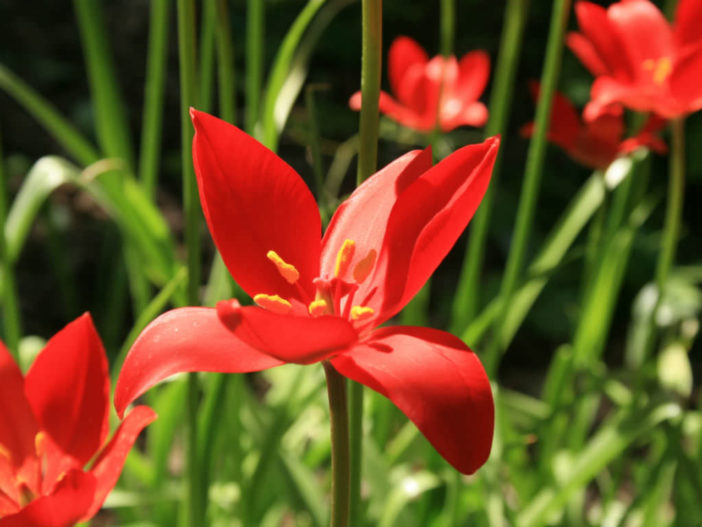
[388,36,429,104]
[332,326,494,474]
[24,314,110,467]
[321,148,433,279]
[114,307,283,417]
[0,341,40,493]
[566,32,609,77]
[85,405,157,519]
[0,469,96,527]
[455,51,490,102]
[608,0,674,68]
[217,301,358,364]
[674,0,702,49]
[377,91,435,132]
[574,1,634,80]
[362,136,499,324]
[669,43,702,113]
[191,110,321,302]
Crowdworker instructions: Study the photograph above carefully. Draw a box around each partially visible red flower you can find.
[567,0,702,119]
[522,82,666,169]
[115,109,499,474]
[350,36,490,132]
[0,314,155,527]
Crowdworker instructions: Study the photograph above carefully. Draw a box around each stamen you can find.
[254,294,292,315]
[643,57,672,85]
[34,432,46,458]
[350,305,375,321]
[266,250,300,284]
[308,299,331,317]
[353,249,377,283]
[335,239,356,277]
[0,443,10,462]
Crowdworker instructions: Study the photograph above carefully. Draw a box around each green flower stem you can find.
[138,0,170,200]
[656,118,685,297]
[440,0,455,57]
[450,0,529,333]
[0,129,21,358]
[199,0,217,114]
[216,0,236,124]
[246,0,265,135]
[349,2,382,525]
[485,0,571,375]
[324,361,351,527]
[177,0,202,524]
[356,0,382,186]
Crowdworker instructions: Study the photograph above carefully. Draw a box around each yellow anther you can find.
[308,299,331,317]
[266,250,300,284]
[350,305,375,322]
[254,294,292,315]
[353,249,377,283]
[35,432,46,458]
[643,57,672,85]
[334,239,355,278]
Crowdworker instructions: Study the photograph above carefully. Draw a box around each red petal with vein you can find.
[388,36,429,104]
[0,341,40,494]
[217,302,358,364]
[114,307,283,417]
[24,314,109,467]
[332,326,494,474]
[0,469,95,527]
[191,109,321,301]
[608,0,673,69]
[85,406,156,519]
[321,148,432,279]
[364,137,499,324]
[674,0,702,49]
[566,32,609,76]
[574,1,633,79]
[455,51,490,102]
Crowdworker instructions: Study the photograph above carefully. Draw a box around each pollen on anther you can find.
[35,432,47,458]
[335,239,356,277]
[267,250,300,284]
[308,299,330,317]
[353,249,377,283]
[350,305,375,321]
[254,293,292,314]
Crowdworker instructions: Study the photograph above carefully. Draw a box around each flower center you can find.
[642,57,672,85]
[253,240,377,325]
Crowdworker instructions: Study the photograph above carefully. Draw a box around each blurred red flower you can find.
[350,36,490,132]
[0,314,155,527]
[568,0,702,119]
[522,82,666,169]
[115,109,499,474]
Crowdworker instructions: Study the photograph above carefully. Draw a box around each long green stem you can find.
[485,0,570,375]
[0,130,21,357]
[216,0,236,124]
[138,0,170,199]
[199,0,217,114]
[349,2,382,524]
[177,0,202,524]
[324,361,351,527]
[439,0,455,57]
[450,0,529,333]
[356,0,382,186]
[246,0,265,135]
[656,118,685,297]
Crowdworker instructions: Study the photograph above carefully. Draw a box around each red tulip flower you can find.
[0,314,155,527]
[522,83,666,169]
[115,109,499,474]
[567,0,702,119]
[350,36,490,132]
